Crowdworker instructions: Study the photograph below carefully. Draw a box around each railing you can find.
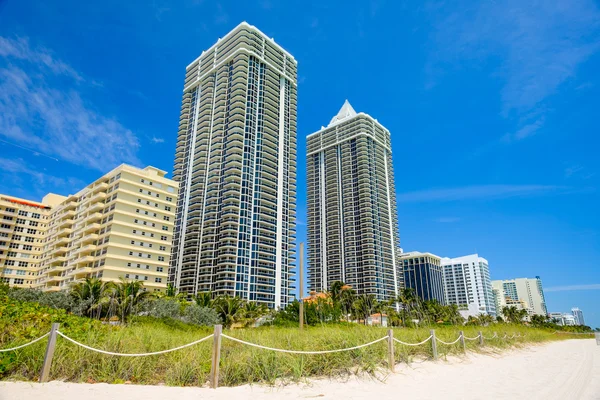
[5,325,591,389]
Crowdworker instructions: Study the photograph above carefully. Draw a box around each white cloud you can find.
[427,0,600,138]
[0,36,140,172]
[545,284,600,292]
[0,157,83,189]
[397,184,566,203]
[151,137,165,144]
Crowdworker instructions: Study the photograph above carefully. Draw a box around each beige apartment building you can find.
[0,165,177,292]
[0,194,63,288]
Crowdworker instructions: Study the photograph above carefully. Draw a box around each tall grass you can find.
[1,317,585,387]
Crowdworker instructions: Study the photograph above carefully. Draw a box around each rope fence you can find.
[0,324,593,388]
[0,332,50,352]
[56,331,214,357]
[393,335,433,346]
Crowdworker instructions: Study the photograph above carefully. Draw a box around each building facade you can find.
[400,251,444,304]
[491,277,547,316]
[1,165,177,292]
[571,307,585,326]
[306,100,402,301]
[168,22,297,308]
[0,194,63,288]
[442,254,496,317]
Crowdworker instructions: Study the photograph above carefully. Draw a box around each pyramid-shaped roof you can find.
[328,100,357,127]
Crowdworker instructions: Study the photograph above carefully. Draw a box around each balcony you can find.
[51,246,68,255]
[57,218,73,229]
[50,256,67,264]
[88,202,103,213]
[80,233,99,244]
[83,223,101,234]
[57,228,73,237]
[55,236,69,246]
[92,182,108,193]
[87,212,103,223]
[72,267,93,277]
[77,244,97,255]
[90,192,107,203]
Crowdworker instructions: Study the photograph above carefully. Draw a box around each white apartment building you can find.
[169,22,297,308]
[491,277,547,317]
[306,101,402,301]
[1,165,177,292]
[571,307,585,326]
[442,254,496,318]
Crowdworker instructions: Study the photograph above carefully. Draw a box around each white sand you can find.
[1,339,598,400]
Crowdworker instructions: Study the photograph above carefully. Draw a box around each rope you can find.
[0,332,50,352]
[56,331,213,357]
[393,335,433,346]
[436,336,462,345]
[553,331,595,335]
[221,334,388,354]
[463,334,481,341]
[483,333,497,340]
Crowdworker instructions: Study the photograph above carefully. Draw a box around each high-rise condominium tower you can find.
[306,101,402,301]
[169,22,297,308]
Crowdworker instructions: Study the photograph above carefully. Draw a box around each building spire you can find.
[328,99,357,127]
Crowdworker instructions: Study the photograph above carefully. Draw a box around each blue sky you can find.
[0,0,599,327]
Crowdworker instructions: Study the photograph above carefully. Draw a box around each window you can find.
[27,229,36,234]
[165,206,171,212]
[16,218,26,224]
[155,277,162,283]
[159,246,166,251]
[161,235,167,241]
[163,216,170,221]
[158,256,165,262]
[166,196,173,202]
[162,226,168,231]
[157,267,163,272]
[32,213,40,219]
[14,278,24,285]
[125,274,130,278]
[23,245,33,251]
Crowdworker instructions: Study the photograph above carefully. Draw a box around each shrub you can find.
[146,298,182,320]
[182,304,221,326]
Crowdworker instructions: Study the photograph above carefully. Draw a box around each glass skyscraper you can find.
[400,252,445,304]
[306,101,402,301]
[168,22,297,309]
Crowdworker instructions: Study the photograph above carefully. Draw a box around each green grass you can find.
[0,297,592,387]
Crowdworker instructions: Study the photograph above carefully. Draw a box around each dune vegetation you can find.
[0,281,593,387]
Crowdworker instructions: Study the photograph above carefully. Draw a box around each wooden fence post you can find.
[387,329,395,372]
[459,331,466,353]
[430,329,438,360]
[210,324,223,389]
[478,331,484,346]
[39,323,59,383]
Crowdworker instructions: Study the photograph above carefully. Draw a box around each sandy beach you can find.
[1,339,598,400]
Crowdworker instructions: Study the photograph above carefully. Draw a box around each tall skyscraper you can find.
[169,22,297,309]
[571,307,585,325]
[491,276,547,316]
[306,100,402,301]
[442,254,496,317]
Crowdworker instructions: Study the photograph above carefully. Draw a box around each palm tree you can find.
[110,277,152,323]
[213,295,245,328]
[241,301,268,327]
[194,291,214,308]
[70,277,113,318]
[352,294,377,325]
